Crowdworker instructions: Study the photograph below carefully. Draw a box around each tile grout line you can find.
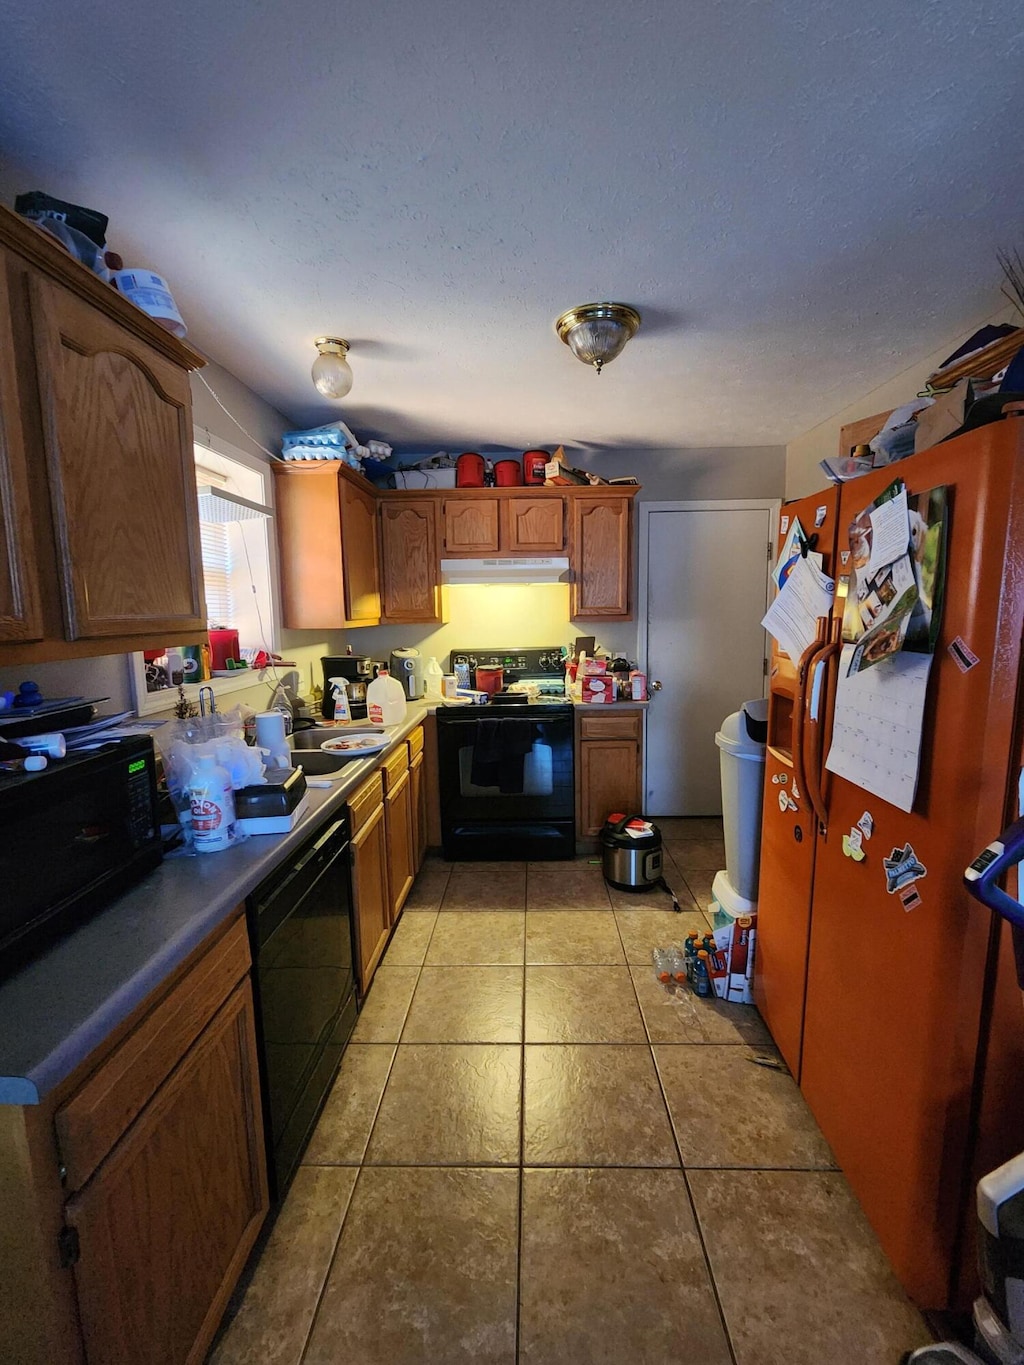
[515,864,528,1365]
[617,907,740,1365]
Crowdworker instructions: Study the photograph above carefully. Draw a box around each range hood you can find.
[440,556,570,585]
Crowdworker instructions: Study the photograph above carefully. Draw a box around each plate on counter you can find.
[320,734,390,756]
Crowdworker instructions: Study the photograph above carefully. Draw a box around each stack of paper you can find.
[761,555,835,662]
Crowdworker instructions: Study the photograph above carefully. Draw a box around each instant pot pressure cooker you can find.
[601,813,680,909]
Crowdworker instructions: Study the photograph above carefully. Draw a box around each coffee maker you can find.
[320,656,384,721]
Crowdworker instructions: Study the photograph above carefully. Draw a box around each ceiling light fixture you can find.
[311,336,353,399]
[555,302,641,375]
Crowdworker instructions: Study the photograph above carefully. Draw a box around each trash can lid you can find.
[715,700,767,758]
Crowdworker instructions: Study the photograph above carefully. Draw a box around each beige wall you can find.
[785,307,1019,500]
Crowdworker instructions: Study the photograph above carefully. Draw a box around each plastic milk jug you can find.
[366,667,407,727]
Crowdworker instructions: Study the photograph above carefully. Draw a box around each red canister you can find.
[475,666,504,695]
[494,459,523,487]
[523,450,548,485]
[456,452,486,487]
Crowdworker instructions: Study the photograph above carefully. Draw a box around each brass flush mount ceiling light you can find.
[555,302,641,374]
[312,336,353,399]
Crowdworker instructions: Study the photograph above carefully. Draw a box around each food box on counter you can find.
[581,674,616,703]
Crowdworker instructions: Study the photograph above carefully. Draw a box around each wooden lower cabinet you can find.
[349,778,391,993]
[576,709,644,837]
[64,982,265,1365]
[409,748,427,872]
[0,912,268,1365]
[384,767,416,924]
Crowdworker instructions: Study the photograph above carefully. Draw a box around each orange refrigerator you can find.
[754,416,1024,1309]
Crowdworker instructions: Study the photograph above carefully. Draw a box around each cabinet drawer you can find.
[348,768,384,834]
[578,710,643,740]
[382,742,410,792]
[407,724,424,760]
[55,914,250,1192]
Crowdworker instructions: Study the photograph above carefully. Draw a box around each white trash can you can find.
[714,699,768,904]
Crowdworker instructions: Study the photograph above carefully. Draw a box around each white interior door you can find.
[641,500,777,816]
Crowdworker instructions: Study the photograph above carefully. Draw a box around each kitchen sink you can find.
[287,727,385,782]
[287,728,360,782]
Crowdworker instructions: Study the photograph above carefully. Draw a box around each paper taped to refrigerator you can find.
[824,644,932,812]
[761,555,834,661]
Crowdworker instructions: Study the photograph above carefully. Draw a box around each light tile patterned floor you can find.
[210,824,932,1365]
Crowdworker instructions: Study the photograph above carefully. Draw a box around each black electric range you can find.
[436,646,574,859]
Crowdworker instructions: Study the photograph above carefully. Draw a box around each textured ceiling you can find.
[0,0,1021,453]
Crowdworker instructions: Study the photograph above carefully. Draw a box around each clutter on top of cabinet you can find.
[15,189,188,334]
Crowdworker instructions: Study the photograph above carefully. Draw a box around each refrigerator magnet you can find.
[899,885,923,912]
[778,791,790,812]
[842,832,866,862]
[815,505,828,527]
[883,843,927,894]
[840,550,851,566]
[857,810,874,840]
[948,636,980,673]
[780,515,790,534]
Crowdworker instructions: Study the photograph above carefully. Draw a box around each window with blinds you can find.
[199,518,235,627]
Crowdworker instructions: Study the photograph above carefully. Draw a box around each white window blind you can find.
[200,518,235,627]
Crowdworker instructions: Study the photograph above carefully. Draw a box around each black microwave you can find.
[0,734,163,979]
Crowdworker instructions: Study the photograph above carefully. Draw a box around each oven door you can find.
[436,711,575,858]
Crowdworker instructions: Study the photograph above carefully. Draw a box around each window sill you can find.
[132,669,272,716]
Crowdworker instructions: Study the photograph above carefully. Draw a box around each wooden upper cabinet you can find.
[442,496,500,554]
[571,495,633,619]
[28,272,205,640]
[338,473,382,625]
[501,495,565,553]
[0,250,43,643]
[380,496,441,622]
[273,464,381,629]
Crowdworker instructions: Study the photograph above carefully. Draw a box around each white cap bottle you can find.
[425,656,444,702]
[366,667,407,727]
[187,753,235,852]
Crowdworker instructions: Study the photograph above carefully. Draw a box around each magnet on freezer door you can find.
[900,885,923,912]
[857,811,874,840]
[778,791,790,812]
[841,550,851,566]
[948,636,980,673]
[815,505,828,527]
[883,842,927,893]
[842,833,866,862]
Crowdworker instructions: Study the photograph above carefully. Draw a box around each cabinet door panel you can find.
[579,737,641,836]
[0,252,43,641]
[351,801,390,991]
[380,498,440,622]
[571,497,631,619]
[30,275,204,639]
[339,476,381,625]
[502,496,565,553]
[443,497,500,554]
[410,749,427,872]
[64,981,267,1365]
[385,767,416,924]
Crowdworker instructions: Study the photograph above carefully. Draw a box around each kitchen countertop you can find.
[0,705,430,1107]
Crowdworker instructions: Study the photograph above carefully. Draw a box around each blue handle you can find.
[964,816,1024,930]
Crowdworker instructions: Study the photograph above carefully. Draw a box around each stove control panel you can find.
[448,646,565,678]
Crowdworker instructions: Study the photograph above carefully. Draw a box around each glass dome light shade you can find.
[556,303,641,374]
[312,337,353,399]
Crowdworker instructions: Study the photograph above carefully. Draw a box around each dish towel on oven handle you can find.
[470,719,539,794]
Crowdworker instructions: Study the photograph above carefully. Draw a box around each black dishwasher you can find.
[247,815,357,1199]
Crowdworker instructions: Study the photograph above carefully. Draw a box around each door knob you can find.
[651,680,663,692]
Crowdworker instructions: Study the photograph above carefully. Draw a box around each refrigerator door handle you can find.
[964,817,1024,931]
[792,623,829,807]
[805,624,843,829]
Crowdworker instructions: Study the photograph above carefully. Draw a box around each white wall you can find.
[785,307,1019,499]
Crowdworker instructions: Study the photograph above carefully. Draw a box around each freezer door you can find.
[754,488,839,1074]
[799,418,1024,1308]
